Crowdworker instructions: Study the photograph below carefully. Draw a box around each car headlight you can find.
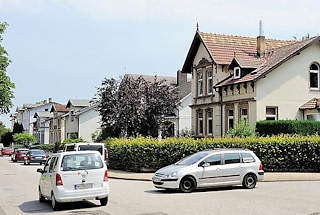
[170,171,177,178]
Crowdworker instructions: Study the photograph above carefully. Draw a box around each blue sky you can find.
[0,0,319,127]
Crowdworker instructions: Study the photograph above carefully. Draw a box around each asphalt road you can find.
[0,156,319,215]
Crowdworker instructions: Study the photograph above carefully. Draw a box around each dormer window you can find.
[234,67,241,79]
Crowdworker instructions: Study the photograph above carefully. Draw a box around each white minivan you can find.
[64,143,108,162]
[37,151,109,210]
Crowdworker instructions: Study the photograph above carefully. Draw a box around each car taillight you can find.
[29,155,32,159]
[56,174,63,186]
[103,170,108,182]
[44,155,48,158]
[259,163,263,170]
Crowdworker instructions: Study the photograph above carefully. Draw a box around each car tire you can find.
[39,188,45,202]
[27,160,30,165]
[51,193,61,211]
[179,176,196,193]
[100,197,108,206]
[40,162,42,165]
[242,173,257,189]
[23,160,26,165]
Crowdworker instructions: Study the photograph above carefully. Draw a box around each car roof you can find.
[64,142,104,146]
[201,148,252,153]
[51,150,101,157]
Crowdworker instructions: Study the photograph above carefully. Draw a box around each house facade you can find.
[49,104,69,144]
[33,111,53,144]
[182,30,320,137]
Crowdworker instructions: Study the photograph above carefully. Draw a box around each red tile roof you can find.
[199,32,296,66]
[300,98,320,110]
[52,103,69,112]
[216,37,320,87]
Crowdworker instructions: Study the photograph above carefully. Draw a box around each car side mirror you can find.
[37,168,44,174]
[201,162,210,168]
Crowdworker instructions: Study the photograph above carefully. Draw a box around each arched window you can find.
[310,63,319,89]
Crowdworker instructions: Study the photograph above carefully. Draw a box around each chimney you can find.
[177,70,187,86]
[48,98,52,103]
[257,20,266,56]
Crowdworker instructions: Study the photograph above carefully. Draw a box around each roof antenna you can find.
[259,20,264,36]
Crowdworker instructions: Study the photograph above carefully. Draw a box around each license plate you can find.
[74,183,93,190]
[153,177,161,183]
[36,157,42,159]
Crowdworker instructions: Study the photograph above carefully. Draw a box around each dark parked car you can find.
[1,147,14,156]
[24,150,48,165]
[12,149,29,162]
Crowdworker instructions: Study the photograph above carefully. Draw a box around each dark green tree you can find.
[0,22,15,114]
[13,122,23,134]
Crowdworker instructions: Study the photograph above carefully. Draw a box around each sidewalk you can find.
[108,170,320,182]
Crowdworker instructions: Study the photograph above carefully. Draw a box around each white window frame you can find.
[198,72,203,96]
[198,111,203,135]
[234,67,241,79]
[207,70,213,95]
[310,65,319,90]
[306,113,320,121]
[228,110,234,130]
[207,111,213,136]
[240,108,248,121]
[266,107,277,120]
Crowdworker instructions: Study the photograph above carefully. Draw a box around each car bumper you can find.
[54,183,109,203]
[257,170,264,181]
[29,159,47,163]
[152,176,179,189]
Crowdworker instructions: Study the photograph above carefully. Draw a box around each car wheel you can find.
[28,160,31,165]
[179,176,196,193]
[242,173,257,189]
[23,160,26,165]
[39,188,45,202]
[100,197,108,206]
[40,162,42,165]
[51,193,61,211]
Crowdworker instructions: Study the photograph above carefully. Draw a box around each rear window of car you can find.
[18,150,28,153]
[66,145,75,151]
[61,153,103,171]
[241,153,255,163]
[31,150,45,155]
[78,145,103,155]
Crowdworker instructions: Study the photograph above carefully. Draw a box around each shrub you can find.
[13,132,36,146]
[227,119,256,137]
[62,138,85,144]
[256,120,320,136]
[105,135,320,172]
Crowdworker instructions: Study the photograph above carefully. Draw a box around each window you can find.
[198,72,203,96]
[240,108,248,121]
[306,114,320,121]
[266,107,277,120]
[49,157,58,173]
[207,110,213,136]
[234,67,241,79]
[228,109,234,130]
[70,111,74,122]
[204,154,221,165]
[224,153,240,164]
[241,153,255,163]
[61,153,103,171]
[43,158,52,173]
[198,111,203,135]
[207,70,213,94]
[310,64,319,89]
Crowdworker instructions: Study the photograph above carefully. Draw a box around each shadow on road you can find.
[145,185,245,194]
[19,200,102,214]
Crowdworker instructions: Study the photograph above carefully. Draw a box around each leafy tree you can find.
[94,76,179,138]
[227,119,256,138]
[2,132,13,146]
[0,121,10,141]
[0,22,15,114]
[13,122,23,134]
[13,132,36,147]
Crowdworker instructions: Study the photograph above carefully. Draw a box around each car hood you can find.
[156,164,187,175]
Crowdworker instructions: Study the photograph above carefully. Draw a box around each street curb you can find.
[109,176,152,181]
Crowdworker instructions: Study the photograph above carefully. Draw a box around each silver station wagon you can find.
[152,149,264,192]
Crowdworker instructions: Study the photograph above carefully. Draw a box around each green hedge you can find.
[256,120,320,136]
[105,136,320,172]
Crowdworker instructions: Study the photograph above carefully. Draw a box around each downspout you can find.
[219,87,223,137]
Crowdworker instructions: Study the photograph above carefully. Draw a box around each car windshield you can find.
[61,153,103,171]
[31,150,45,155]
[78,145,103,155]
[175,151,212,166]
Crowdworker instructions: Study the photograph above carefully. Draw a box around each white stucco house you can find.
[33,111,53,145]
[181,29,320,137]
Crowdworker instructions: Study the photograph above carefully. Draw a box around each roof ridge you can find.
[199,31,295,42]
